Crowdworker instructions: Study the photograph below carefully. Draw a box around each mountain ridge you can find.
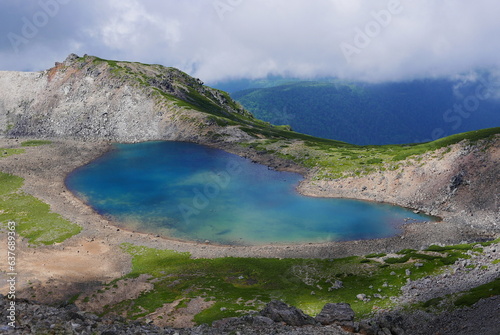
[0,53,259,143]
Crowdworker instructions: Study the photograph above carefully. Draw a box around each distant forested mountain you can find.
[229,78,500,145]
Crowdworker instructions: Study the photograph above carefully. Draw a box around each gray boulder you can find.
[315,303,355,328]
[260,300,317,326]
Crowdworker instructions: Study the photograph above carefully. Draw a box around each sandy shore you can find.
[0,138,496,300]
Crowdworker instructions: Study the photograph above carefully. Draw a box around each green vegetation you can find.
[425,239,497,252]
[223,81,500,180]
[421,296,444,308]
[0,147,80,244]
[1,144,82,244]
[384,255,412,264]
[21,140,52,147]
[242,127,499,179]
[365,253,387,258]
[67,294,80,305]
[239,127,498,180]
[0,172,82,244]
[86,55,268,130]
[418,277,500,311]
[1,148,25,158]
[0,56,495,330]
[454,278,500,306]
[90,238,498,325]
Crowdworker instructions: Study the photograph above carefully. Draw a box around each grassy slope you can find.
[241,127,500,179]
[0,141,81,244]
[87,56,254,121]
[89,239,499,325]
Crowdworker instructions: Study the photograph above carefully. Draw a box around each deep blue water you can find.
[65,141,435,245]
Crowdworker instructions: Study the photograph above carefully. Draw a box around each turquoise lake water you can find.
[65,141,435,245]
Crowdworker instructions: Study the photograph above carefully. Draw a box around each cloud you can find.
[1,0,500,84]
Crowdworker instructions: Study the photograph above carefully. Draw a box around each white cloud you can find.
[1,0,500,84]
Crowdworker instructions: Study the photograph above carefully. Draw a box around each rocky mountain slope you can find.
[299,135,500,234]
[0,53,257,143]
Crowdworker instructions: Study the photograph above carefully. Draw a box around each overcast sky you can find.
[1,0,500,84]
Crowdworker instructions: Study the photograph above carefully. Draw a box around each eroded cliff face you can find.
[299,136,500,230]
[0,54,252,143]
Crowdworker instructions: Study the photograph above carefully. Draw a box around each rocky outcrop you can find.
[0,54,252,143]
[0,296,355,335]
[315,303,355,329]
[259,300,317,326]
[212,314,348,334]
[4,295,497,335]
[299,136,500,233]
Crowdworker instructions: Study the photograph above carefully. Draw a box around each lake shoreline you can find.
[1,136,497,309]
[65,140,437,246]
[1,138,495,256]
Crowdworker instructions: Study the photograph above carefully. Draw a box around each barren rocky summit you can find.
[0,53,254,143]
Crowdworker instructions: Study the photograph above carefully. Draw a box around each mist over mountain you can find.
[229,76,500,145]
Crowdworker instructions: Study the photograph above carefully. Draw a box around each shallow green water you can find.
[65,141,435,245]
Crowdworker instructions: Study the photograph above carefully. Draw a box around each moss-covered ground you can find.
[414,275,500,314]
[0,145,81,244]
[241,127,500,179]
[93,240,498,325]
[1,147,25,158]
[453,278,500,307]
